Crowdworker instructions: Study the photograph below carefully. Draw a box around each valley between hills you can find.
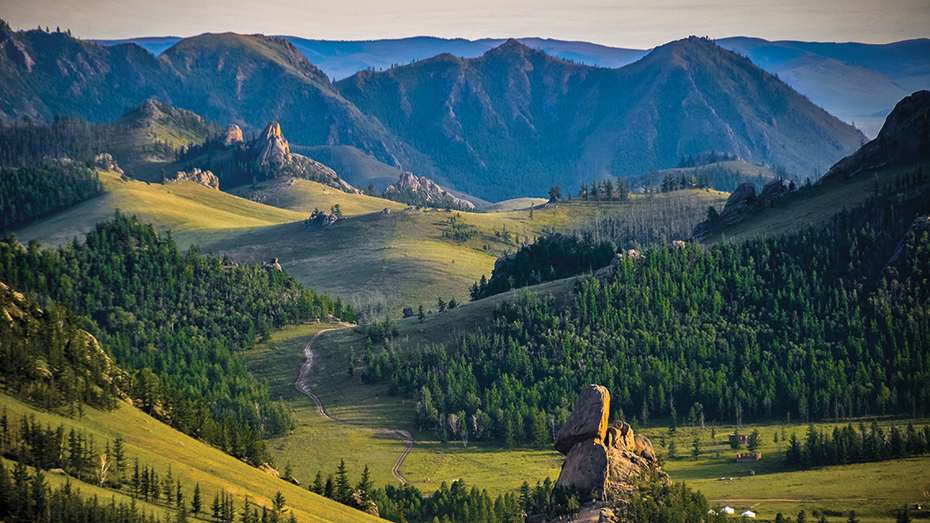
[1,20,930,523]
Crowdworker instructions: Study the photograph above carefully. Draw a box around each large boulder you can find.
[718,182,757,224]
[633,433,657,463]
[554,385,610,455]
[554,439,609,498]
[758,179,790,206]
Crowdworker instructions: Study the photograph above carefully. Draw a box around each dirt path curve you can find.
[295,330,413,484]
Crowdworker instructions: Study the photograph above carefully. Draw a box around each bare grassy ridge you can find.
[0,392,382,523]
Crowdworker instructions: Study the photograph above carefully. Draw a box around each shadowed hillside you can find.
[337,37,864,200]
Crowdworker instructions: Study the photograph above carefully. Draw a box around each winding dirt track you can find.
[295,330,413,484]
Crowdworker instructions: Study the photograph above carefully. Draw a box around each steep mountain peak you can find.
[483,37,546,60]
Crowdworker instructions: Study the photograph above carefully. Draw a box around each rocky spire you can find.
[255,122,291,165]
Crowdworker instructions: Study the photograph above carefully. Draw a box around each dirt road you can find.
[295,329,413,484]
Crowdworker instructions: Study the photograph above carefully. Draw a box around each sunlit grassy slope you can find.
[15,169,725,317]
[200,190,727,317]
[639,421,930,522]
[14,171,305,248]
[0,392,383,523]
[482,198,549,213]
[226,177,408,216]
[701,159,930,245]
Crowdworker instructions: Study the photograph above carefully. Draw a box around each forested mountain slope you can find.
[1,213,354,456]
[337,37,863,199]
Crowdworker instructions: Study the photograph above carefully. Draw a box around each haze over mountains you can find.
[0,21,885,200]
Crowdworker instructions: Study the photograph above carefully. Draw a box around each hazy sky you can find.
[5,0,929,48]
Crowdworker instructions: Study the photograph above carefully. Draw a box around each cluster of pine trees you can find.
[0,213,354,451]
[370,182,930,446]
[0,407,300,523]
[0,115,110,167]
[0,158,104,231]
[470,233,616,300]
[784,421,930,469]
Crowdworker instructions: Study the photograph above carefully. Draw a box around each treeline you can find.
[0,115,109,167]
[307,459,575,523]
[470,232,616,300]
[0,158,104,231]
[784,421,930,469]
[366,181,930,445]
[632,163,797,194]
[621,469,719,523]
[0,213,354,447]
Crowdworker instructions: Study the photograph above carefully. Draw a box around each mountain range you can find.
[93,34,930,139]
[1,22,871,200]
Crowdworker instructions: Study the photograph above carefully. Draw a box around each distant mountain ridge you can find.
[93,33,930,138]
[337,37,863,199]
[2,23,865,201]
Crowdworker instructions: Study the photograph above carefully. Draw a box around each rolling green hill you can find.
[14,159,725,320]
[0,391,384,523]
[14,170,306,248]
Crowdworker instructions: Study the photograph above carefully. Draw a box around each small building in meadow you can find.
[729,434,750,445]
[736,452,761,462]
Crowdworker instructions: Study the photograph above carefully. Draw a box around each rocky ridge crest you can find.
[252,122,357,193]
[384,172,475,209]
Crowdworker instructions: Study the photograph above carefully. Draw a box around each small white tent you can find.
[723,506,736,514]
[742,511,756,518]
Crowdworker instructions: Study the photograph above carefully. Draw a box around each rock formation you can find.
[554,385,668,502]
[93,153,123,174]
[249,122,357,193]
[555,385,611,454]
[223,124,244,146]
[305,211,338,228]
[256,122,292,165]
[692,178,792,240]
[262,258,283,272]
[164,168,220,189]
[385,172,476,209]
